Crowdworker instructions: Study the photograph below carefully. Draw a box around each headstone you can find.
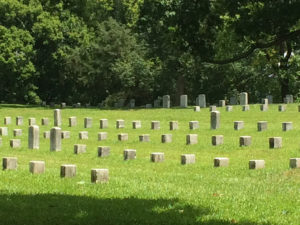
[239,92,248,105]
[269,137,282,148]
[242,105,250,111]
[146,104,152,108]
[116,119,125,129]
[189,121,199,130]
[234,121,244,130]
[28,125,39,149]
[118,133,128,141]
[4,117,11,125]
[211,111,220,129]
[285,95,293,103]
[84,117,92,128]
[151,152,164,162]
[61,102,66,108]
[219,100,226,107]
[129,99,135,108]
[198,94,206,108]
[257,121,267,131]
[229,96,237,105]
[60,164,76,178]
[98,146,110,157]
[100,119,108,129]
[50,127,61,151]
[212,135,224,146]
[41,118,49,126]
[29,161,45,174]
[290,158,300,169]
[151,121,160,130]
[161,134,172,143]
[186,134,198,145]
[139,134,150,142]
[16,116,23,126]
[43,131,50,139]
[98,132,107,141]
[278,105,286,112]
[79,131,88,140]
[91,169,109,183]
[249,160,265,169]
[13,129,22,137]
[240,136,251,146]
[181,154,195,165]
[180,95,188,108]
[74,144,86,154]
[132,121,141,129]
[260,104,268,111]
[209,105,217,111]
[10,139,21,148]
[54,109,62,126]
[153,99,161,108]
[61,131,70,139]
[194,106,200,112]
[124,149,136,160]
[163,95,170,108]
[2,157,17,170]
[169,121,178,130]
[76,103,81,108]
[41,101,46,107]
[282,122,293,131]
[266,95,273,104]
[214,157,229,167]
[226,105,233,112]
[262,98,268,105]
[0,127,8,136]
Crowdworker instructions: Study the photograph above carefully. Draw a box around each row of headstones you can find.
[0,127,286,150]
[3,156,300,172]
[2,157,108,183]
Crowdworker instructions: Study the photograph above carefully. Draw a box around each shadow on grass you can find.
[0,193,274,225]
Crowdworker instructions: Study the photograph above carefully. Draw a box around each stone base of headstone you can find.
[209,106,217,112]
[214,157,229,167]
[132,121,141,129]
[84,117,92,128]
[234,121,244,130]
[189,121,199,130]
[226,106,233,112]
[13,129,22,137]
[61,131,70,139]
[116,120,125,129]
[290,158,300,169]
[186,134,198,145]
[278,105,286,112]
[98,132,108,141]
[151,153,164,162]
[69,117,77,127]
[260,104,268,111]
[240,136,251,146]
[282,122,293,131]
[161,134,172,143]
[79,131,88,140]
[29,161,45,174]
[74,144,86,154]
[29,118,36,126]
[2,157,17,170]
[249,160,265,169]
[4,117,11,125]
[41,118,49,126]
[118,133,128,141]
[98,146,110,157]
[151,121,160,130]
[43,131,50,139]
[10,139,21,148]
[219,100,226,107]
[16,116,23,126]
[194,106,200,112]
[242,105,250,111]
[124,149,136,160]
[169,121,178,130]
[0,127,8,136]
[91,169,109,183]
[257,121,267,131]
[269,137,282,148]
[60,164,76,178]
[100,119,108,129]
[212,135,224,146]
[181,154,195,165]
[139,134,150,142]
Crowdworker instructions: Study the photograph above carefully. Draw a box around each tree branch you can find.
[206,29,300,65]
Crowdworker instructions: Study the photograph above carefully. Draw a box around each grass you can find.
[0,104,300,225]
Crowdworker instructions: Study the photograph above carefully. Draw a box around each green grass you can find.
[0,104,300,225]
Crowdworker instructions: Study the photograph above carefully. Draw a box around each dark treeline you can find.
[0,0,300,106]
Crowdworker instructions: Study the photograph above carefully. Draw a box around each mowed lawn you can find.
[0,104,300,225]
